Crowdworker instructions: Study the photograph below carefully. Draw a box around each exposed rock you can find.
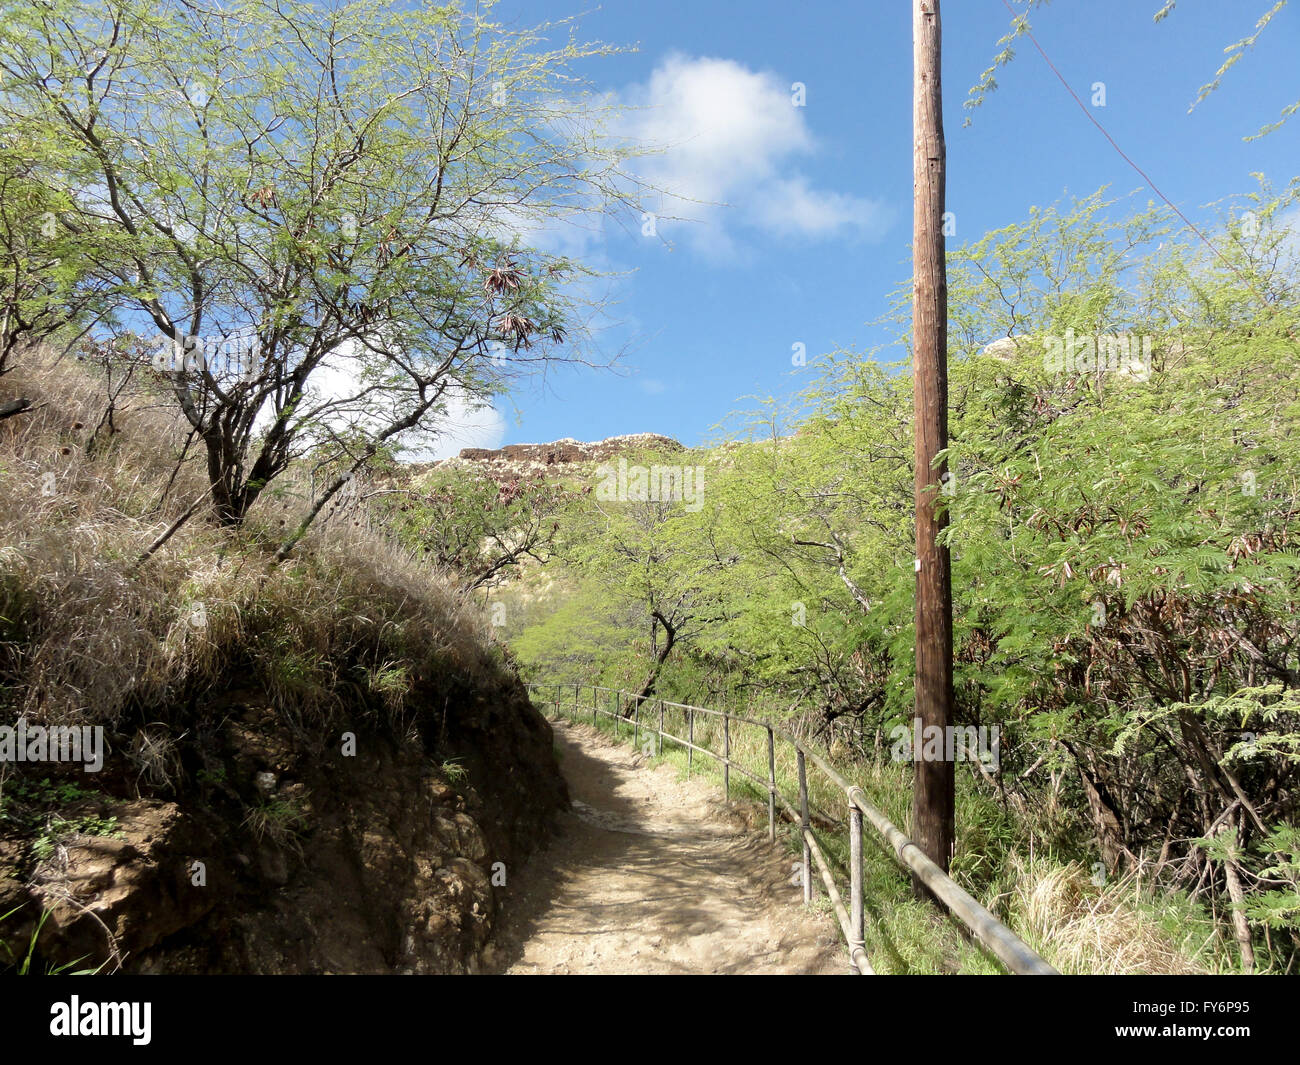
[453,433,683,466]
[17,800,216,970]
[432,434,685,484]
[980,336,1027,362]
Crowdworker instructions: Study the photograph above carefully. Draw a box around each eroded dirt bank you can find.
[0,678,566,974]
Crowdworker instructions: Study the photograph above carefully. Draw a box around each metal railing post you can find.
[687,708,694,776]
[850,804,865,963]
[798,749,812,903]
[592,685,597,727]
[657,699,664,756]
[766,725,776,844]
[633,694,640,750]
[723,713,731,800]
[611,688,618,736]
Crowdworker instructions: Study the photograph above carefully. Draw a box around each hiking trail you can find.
[485,718,845,975]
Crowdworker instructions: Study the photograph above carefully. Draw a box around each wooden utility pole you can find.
[911,0,955,883]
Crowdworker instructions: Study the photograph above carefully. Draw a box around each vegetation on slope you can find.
[0,354,564,973]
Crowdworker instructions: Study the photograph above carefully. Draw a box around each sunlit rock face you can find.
[435,434,685,483]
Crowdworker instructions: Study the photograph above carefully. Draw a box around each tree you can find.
[378,466,574,596]
[569,448,720,701]
[0,0,641,540]
[0,138,110,377]
[689,392,909,734]
[933,181,1300,969]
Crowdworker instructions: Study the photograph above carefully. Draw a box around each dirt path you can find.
[485,719,845,975]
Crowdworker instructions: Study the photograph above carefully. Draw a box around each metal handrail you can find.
[527,681,1058,976]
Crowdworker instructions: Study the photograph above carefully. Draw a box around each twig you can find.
[134,486,214,568]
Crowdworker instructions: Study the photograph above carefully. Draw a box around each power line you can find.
[997,0,1292,335]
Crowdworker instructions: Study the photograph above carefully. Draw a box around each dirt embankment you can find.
[0,676,566,974]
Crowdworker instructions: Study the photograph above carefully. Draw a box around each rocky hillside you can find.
[432,433,684,484]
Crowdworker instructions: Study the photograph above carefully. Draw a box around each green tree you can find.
[0,0,640,536]
[567,448,720,700]
[379,466,574,595]
[0,137,109,381]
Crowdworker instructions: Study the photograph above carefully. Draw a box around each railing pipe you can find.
[687,708,694,776]
[850,804,865,962]
[766,725,776,844]
[803,826,872,975]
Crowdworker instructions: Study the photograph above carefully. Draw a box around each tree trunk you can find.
[910,0,955,885]
[1222,810,1256,973]
[204,428,243,526]
[1067,742,1125,871]
[633,610,677,707]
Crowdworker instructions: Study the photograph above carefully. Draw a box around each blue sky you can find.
[444,0,1299,455]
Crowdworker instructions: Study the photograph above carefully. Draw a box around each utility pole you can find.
[911,0,955,884]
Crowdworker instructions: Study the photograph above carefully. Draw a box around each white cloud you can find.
[255,338,506,464]
[628,55,810,211]
[437,54,891,266]
[616,54,891,249]
[408,390,506,461]
[751,176,891,241]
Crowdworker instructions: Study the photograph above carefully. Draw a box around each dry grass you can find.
[1003,854,1218,974]
[0,349,505,758]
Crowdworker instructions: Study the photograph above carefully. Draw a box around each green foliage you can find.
[30,814,121,863]
[1243,825,1300,930]
[242,796,306,848]
[195,765,227,787]
[962,0,1051,127]
[0,777,100,811]
[0,906,101,975]
[381,468,574,594]
[511,577,638,687]
[1,776,123,863]
[544,446,721,695]
[0,143,108,370]
[0,778,121,866]
[517,181,1300,969]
